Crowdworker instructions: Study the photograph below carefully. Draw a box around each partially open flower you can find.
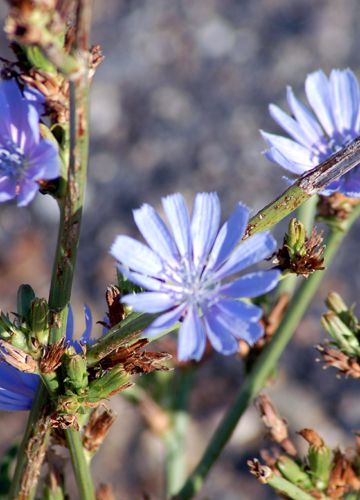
[262,69,360,198]
[0,79,60,206]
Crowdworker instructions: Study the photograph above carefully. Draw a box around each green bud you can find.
[88,366,130,403]
[307,444,332,490]
[0,313,28,350]
[21,45,57,73]
[321,313,359,355]
[277,456,313,490]
[17,284,36,323]
[29,298,49,346]
[285,218,307,259]
[326,292,348,315]
[64,352,88,394]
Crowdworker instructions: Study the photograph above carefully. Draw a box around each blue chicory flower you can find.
[262,68,360,197]
[0,305,93,412]
[110,192,280,362]
[0,79,60,206]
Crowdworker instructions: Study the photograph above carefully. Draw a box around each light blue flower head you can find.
[111,193,279,362]
[0,79,60,206]
[0,305,93,412]
[262,69,360,197]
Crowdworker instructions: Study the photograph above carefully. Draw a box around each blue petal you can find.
[118,265,163,291]
[207,301,264,345]
[286,86,325,144]
[133,203,179,266]
[162,193,192,257]
[264,146,309,175]
[305,70,336,137]
[177,306,206,361]
[122,292,176,313]
[80,304,93,343]
[220,270,280,298]
[111,235,164,276]
[203,309,238,355]
[330,69,359,135]
[0,177,16,202]
[27,139,60,180]
[214,232,277,280]
[66,305,74,342]
[16,179,38,207]
[207,203,249,272]
[269,103,313,148]
[191,192,221,267]
[144,304,186,337]
[261,131,313,167]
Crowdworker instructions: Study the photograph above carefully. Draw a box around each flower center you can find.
[0,141,25,178]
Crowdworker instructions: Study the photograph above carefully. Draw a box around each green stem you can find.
[10,3,94,498]
[246,135,360,237]
[266,474,315,500]
[175,204,360,500]
[164,369,194,498]
[65,429,93,500]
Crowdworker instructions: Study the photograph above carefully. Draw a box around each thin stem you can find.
[164,369,194,498]
[246,136,360,237]
[175,204,360,500]
[65,429,93,500]
[266,474,315,500]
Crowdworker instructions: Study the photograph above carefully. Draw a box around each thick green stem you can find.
[163,369,194,498]
[175,204,360,500]
[10,3,94,498]
[65,429,93,500]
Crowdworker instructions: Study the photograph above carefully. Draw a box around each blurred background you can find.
[1,0,360,498]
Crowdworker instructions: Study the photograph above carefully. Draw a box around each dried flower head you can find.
[274,219,325,277]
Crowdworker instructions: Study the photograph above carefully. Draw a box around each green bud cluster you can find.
[284,218,307,260]
[321,292,360,357]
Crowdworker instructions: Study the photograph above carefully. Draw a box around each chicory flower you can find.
[0,79,60,206]
[262,68,360,197]
[111,193,279,362]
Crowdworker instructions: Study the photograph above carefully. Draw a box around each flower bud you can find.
[326,292,348,315]
[276,456,313,490]
[64,351,88,394]
[88,366,131,402]
[0,313,28,350]
[299,429,331,490]
[321,313,359,356]
[285,218,306,259]
[29,298,49,345]
[17,284,35,323]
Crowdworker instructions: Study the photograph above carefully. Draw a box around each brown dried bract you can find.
[40,338,66,373]
[96,483,115,500]
[316,344,360,379]
[256,394,297,456]
[0,340,37,372]
[101,285,126,330]
[83,406,115,454]
[298,428,324,449]
[100,338,171,375]
[275,227,325,278]
[318,193,360,221]
[327,450,360,499]
[50,412,79,431]
[247,459,273,484]
[21,69,69,122]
